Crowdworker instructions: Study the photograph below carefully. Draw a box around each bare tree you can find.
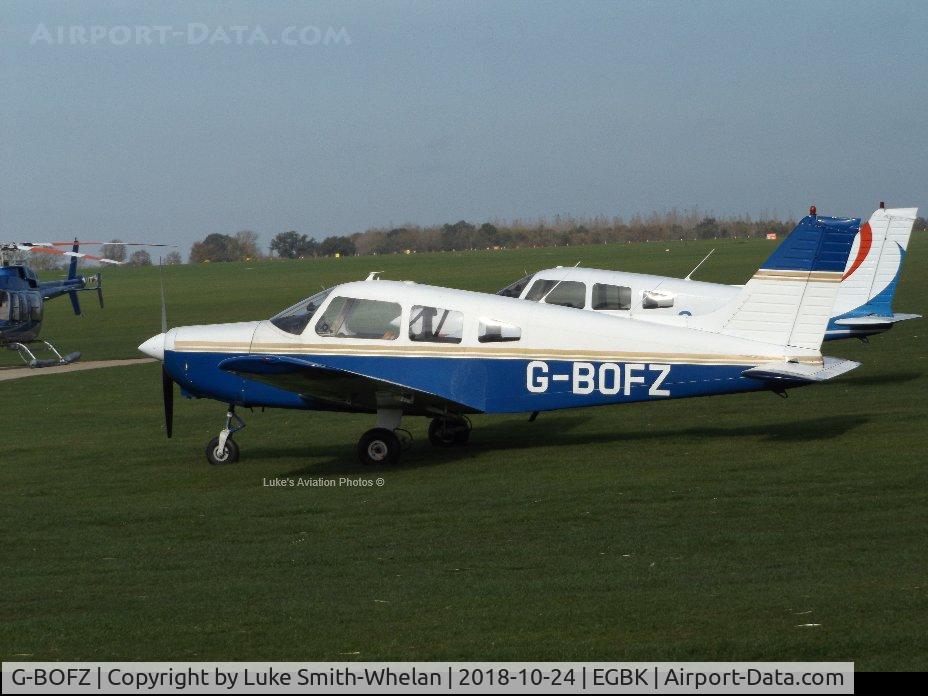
[164,251,183,265]
[128,249,152,266]
[231,230,261,260]
[26,252,66,271]
[102,239,127,262]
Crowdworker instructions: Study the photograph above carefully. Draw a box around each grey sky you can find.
[2,0,926,250]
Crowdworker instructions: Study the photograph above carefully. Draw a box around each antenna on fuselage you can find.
[684,248,715,281]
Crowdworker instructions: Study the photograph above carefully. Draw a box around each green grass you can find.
[2,237,926,668]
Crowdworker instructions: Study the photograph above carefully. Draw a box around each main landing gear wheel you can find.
[206,436,240,465]
[428,417,470,447]
[357,428,401,466]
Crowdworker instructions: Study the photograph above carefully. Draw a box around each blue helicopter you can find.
[1,239,147,367]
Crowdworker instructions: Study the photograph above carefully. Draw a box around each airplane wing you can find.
[741,356,860,385]
[218,355,480,413]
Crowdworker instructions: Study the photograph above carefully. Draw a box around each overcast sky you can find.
[1,0,926,249]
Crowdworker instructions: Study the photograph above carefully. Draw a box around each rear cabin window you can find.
[525,279,586,308]
[477,318,521,343]
[592,283,632,311]
[409,305,464,344]
[316,297,402,340]
[0,291,9,321]
[10,293,22,322]
[28,293,42,321]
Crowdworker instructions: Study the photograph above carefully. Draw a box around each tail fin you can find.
[697,213,859,350]
[67,238,82,316]
[831,206,917,320]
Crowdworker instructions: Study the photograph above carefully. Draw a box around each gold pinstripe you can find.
[172,341,823,367]
[751,269,844,282]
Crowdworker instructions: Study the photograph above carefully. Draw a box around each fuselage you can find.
[0,264,91,345]
[143,279,823,416]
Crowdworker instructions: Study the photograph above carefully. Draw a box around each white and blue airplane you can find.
[499,205,919,341]
[140,212,859,466]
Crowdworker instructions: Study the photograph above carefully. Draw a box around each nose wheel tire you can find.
[206,436,240,465]
[357,428,401,466]
[428,417,470,447]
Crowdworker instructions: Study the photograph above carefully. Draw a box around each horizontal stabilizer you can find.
[742,356,860,385]
[833,313,921,328]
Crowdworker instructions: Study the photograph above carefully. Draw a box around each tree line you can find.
[88,212,928,265]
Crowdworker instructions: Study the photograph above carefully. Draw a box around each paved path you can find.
[0,358,155,382]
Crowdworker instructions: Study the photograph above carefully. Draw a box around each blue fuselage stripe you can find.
[165,351,774,414]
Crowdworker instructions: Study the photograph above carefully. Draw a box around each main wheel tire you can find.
[453,424,470,445]
[428,418,457,447]
[428,418,470,447]
[357,428,401,466]
[206,436,240,465]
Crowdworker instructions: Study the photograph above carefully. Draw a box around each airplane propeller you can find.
[162,363,174,439]
[159,257,174,438]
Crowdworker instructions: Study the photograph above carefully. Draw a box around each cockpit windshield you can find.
[270,288,332,335]
[496,273,534,298]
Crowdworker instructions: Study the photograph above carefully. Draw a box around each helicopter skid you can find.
[6,340,81,369]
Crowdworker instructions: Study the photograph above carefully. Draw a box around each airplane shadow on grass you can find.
[264,412,870,477]
[840,370,922,388]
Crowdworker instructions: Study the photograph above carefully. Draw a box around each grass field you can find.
[2,237,926,669]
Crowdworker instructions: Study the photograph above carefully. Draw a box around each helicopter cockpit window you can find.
[270,288,332,335]
[477,318,521,343]
[525,279,586,308]
[496,274,534,298]
[409,305,464,343]
[316,297,402,340]
[0,291,9,321]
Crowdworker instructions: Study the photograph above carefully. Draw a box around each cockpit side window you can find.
[409,305,463,344]
[316,297,403,340]
[525,279,586,308]
[0,291,9,321]
[270,288,332,335]
[592,283,632,311]
[525,279,557,301]
[497,274,534,298]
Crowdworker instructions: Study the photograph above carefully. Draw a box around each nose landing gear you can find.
[205,406,245,465]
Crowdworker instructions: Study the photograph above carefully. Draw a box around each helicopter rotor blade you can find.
[17,245,123,264]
